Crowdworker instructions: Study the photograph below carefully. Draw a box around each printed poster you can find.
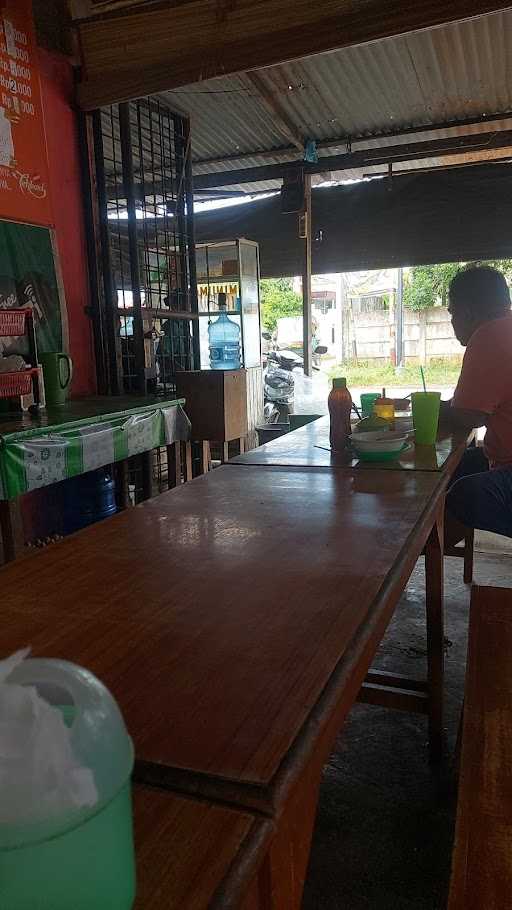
[0,219,63,355]
[0,0,52,225]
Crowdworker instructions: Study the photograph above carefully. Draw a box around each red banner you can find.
[0,0,52,226]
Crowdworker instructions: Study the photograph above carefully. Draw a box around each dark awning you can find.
[194,163,512,277]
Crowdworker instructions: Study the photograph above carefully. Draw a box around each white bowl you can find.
[351,429,410,443]
[394,416,414,433]
[350,433,408,453]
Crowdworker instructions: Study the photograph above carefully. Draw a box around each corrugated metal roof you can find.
[158,9,512,185]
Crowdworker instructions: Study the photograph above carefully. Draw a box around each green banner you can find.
[0,401,190,499]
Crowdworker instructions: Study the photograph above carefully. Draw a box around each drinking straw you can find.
[420,366,427,393]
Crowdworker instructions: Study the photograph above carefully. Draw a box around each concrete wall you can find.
[350,306,462,364]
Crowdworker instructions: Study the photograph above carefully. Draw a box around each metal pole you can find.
[395,266,404,369]
[183,117,200,370]
[91,110,123,393]
[119,102,146,393]
[302,174,312,377]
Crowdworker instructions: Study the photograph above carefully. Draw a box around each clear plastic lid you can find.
[4,658,133,841]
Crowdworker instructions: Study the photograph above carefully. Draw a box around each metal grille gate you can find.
[86,97,198,499]
[92,97,198,396]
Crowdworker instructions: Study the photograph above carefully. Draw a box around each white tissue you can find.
[0,649,98,825]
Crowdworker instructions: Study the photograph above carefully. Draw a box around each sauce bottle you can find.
[328,377,352,453]
[373,387,395,425]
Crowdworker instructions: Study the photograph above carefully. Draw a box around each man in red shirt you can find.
[444,266,512,538]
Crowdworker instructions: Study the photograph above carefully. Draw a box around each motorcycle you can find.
[267,348,304,371]
[267,343,328,372]
[264,358,295,423]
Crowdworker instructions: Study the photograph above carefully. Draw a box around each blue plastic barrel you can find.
[61,469,117,535]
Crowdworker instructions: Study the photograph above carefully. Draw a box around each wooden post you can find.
[425,507,445,763]
[302,174,312,378]
[395,267,404,368]
[419,309,427,366]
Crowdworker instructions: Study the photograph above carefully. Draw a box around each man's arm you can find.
[440,397,488,430]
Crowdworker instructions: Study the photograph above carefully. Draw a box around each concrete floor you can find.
[302,550,512,910]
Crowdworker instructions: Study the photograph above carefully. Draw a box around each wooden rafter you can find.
[245,73,304,152]
[76,0,512,110]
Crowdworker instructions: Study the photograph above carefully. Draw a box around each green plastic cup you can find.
[360,392,380,417]
[411,391,441,445]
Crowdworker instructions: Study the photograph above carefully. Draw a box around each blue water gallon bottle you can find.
[208,292,241,370]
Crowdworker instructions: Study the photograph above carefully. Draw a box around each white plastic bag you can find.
[0,649,98,825]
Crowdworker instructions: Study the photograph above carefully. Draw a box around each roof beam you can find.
[245,73,304,152]
[191,109,512,169]
[76,0,512,110]
[192,129,512,188]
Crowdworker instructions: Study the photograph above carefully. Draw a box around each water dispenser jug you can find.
[208,293,241,370]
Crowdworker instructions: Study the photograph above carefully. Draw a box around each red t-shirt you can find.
[452,312,512,468]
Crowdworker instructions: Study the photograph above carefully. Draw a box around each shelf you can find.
[198,310,241,317]
[196,276,240,284]
[117,307,199,320]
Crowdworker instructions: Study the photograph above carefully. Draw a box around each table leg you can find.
[0,498,24,563]
[141,451,155,501]
[257,768,321,910]
[463,527,474,584]
[114,460,130,510]
[200,441,211,474]
[166,443,181,489]
[183,442,193,483]
[425,507,445,763]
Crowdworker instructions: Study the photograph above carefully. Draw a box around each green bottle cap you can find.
[332,377,347,389]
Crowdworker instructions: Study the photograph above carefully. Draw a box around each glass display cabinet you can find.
[195,239,261,370]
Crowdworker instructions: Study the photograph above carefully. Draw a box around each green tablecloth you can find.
[0,396,190,499]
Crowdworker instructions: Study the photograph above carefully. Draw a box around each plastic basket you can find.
[0,369,37,398]
[0,309,29,337]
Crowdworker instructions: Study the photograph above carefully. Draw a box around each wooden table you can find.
[230,415,475,582]
[230,414,469,474]
[133,786,273,908]
[1,463,447,906]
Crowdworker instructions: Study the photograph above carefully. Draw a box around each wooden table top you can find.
[230,415,469,474]
[1,465,444,809]
[133,786,272,909]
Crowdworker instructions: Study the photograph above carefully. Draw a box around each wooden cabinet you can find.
[176,369,248,441]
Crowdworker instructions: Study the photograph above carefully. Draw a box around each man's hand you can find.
[440,398,488,430]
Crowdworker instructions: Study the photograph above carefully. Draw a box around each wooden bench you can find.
[448,584,512,909]
[133,786,273,909]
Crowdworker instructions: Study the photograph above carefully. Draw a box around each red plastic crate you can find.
[0,369,38,398]
[0,308,30,337]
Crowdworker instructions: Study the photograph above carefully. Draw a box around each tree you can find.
[403,259,512,310]
[403,263,461,310]
[260,278,302,333]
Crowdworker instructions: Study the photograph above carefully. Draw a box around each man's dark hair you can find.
[449,266,511,316]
